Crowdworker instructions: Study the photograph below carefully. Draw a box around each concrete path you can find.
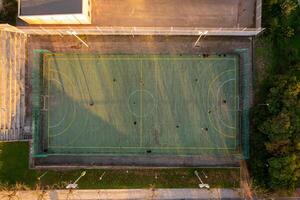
[1,188,242,200]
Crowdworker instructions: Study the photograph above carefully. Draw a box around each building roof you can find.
[91,0,258,28]
[20,0,83,16]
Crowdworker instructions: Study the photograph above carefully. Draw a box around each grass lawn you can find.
[0,142,240,189]
[253,36,276,102]
[254,37,274,83]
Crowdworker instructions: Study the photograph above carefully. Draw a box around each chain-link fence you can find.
[235,48,252,159]
[32,49,50,156]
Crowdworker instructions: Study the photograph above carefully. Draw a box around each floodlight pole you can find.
[201,170,208,178]
[194,170,204,184]
[73,171,86,185]
[194,32,203,47]
[194,31,208,47]
[67,31,89,48]
[66,171,86,189]
[99,172,106,180]
[131,27,136,38]
[37,171,48,180]
[194,170,210,189]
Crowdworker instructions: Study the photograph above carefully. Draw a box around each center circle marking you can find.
[128,90,156,118]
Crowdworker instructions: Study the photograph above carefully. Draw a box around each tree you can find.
[0,0,18,25]
[265,139,291,155]
[280,0,298,17]
[259,112,292,141]
[252,72,300,190]
[250,0,300,193]
[268,155,300,189]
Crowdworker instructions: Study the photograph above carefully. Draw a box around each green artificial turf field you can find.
[39,54,239,155]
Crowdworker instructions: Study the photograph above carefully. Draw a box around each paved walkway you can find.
[2,189,242,200]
